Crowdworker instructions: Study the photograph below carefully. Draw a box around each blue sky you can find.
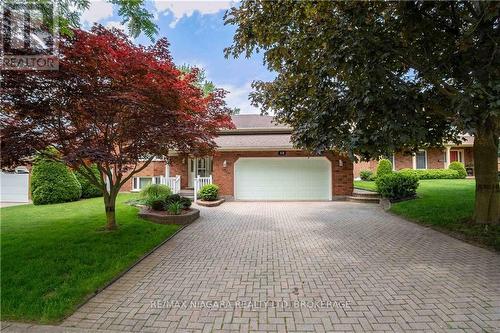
[80,1,274,114]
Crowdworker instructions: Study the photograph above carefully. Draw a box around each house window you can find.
[132,177,153,191]
[415,150,427,169]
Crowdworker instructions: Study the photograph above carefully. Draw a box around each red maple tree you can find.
[1,26,233,230]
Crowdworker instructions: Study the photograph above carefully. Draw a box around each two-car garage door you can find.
[234,157,331,201]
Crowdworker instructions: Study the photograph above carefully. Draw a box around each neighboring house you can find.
[121,115,354,200]
[353,135,476,178]
[0,166,31,203]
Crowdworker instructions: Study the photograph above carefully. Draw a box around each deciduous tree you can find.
[225,1,499,224]
[1,26,233,230]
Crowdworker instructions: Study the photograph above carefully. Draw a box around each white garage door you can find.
[234,157,331,200]
[0,173,30,202]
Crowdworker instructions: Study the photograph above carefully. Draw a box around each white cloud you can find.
[153,0,234,28]
[105,20,126,31]
[219,81,262,114]
[80,1,114,26]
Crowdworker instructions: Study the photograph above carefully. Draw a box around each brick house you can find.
[121,115,353,200]
[353,135,476,178]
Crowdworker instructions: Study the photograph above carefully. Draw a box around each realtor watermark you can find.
[150,299,351,310]
[1,0,59,70]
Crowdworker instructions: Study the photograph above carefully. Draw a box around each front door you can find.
[188,157,212,188]
[450,150,463,163]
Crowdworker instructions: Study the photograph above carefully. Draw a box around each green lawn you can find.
[0,194,180,323]
[355,179,500,250]
[353,180,378,192]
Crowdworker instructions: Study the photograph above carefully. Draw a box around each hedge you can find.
[75,164,103,198]
[376,173,419,201]
[398,168,460,179]
[31,155,82,205]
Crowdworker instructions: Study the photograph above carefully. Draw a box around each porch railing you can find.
[193,175,212,202]
[162,175,181,194]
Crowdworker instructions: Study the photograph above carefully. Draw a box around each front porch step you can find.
[352,189,380,198]
[179,189,194,200]
[347,196,380,204]
[348,189,380,203]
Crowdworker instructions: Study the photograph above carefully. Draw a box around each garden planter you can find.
[139,208,200,225]
[196,198,225,207]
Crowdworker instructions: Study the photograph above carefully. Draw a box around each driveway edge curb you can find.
[70,223,189,317]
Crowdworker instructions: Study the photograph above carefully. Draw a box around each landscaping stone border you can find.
[196,198,225,207]
[139,208,200,225]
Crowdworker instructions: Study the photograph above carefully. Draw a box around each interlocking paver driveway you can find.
[63,202,500,332]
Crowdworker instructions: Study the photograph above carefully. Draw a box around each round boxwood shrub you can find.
[448,161,467,179]
[31,155,82,205]
[198,184,219,201]
[75,164,102,198]
[375,173,419,202]
[376,159,393,178]
[140,184,172,199]
[359,170,373,181]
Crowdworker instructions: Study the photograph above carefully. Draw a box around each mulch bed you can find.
[139,208,200,225]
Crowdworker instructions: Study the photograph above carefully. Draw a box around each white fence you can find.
[193,175,212,202]
[0,172,30,202]
[163,175,181,194]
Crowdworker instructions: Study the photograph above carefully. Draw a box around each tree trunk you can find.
[473,125,499,224]
[103,191,118,230]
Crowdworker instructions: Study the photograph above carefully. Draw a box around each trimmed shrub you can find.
[376,159,393,178]
[165,194,181,205]
[31,154,82,205]
[398,168,460,179]
[376,173,419,201]
[359,170,373,181]
[167,201,182,215]
[75,165,102,198]
[198,184,219,201]
[144,194,166,211]
[179,197,192,209]
[140,184,172,199]
[448,161,467,178]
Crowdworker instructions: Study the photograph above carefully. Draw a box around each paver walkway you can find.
[59,202,499,332]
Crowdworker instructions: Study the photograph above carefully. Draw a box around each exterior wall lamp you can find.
[223,160,227,168]
[338,159,343,167]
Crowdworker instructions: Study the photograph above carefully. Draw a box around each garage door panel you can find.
[235,158,331,200]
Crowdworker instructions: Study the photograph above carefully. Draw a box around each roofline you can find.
[219,127,291,134]
[216,147,297,152]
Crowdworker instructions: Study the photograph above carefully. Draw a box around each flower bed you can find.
[139,207,200,225]
[197,198,225,207]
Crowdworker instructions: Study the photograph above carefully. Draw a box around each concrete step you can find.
[347,196,380,204]
[351,192,380,199]
[352,189,380,198]
[179,189,194,200]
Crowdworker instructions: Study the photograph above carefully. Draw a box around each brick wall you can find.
[169,155,189,188]
[427,148,445,169]
[394,153,413,170]
[463,147,474,167]
[353,160,378,178]
[212,150,353,199]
